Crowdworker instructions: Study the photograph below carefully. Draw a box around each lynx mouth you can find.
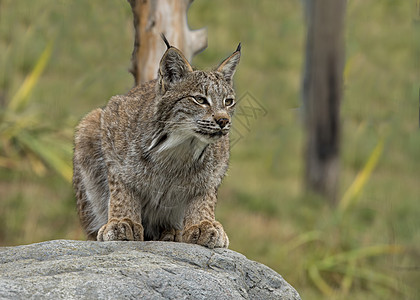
[194,130,226,138]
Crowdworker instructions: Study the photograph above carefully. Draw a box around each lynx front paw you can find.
[97,218,144,241]
[182,220,229,249]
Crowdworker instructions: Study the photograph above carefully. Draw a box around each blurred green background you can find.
[0,0,418,299]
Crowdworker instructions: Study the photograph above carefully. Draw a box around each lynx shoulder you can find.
[73,38,241,248]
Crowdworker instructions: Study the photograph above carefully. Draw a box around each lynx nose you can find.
[215,117,229,128]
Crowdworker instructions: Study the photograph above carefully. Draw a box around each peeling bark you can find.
[128,0,207,85]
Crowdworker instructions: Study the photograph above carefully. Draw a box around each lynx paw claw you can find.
[182,220,229,248]
[97,218,144,241]
[159,228,182,242]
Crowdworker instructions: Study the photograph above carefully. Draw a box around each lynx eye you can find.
[192,95,209,106]
[224,98,235,107]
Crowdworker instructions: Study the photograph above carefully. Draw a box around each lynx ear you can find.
[216,43,241,85]
[158,35,193,93]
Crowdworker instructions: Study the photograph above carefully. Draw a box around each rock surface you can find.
[0,240,301,300]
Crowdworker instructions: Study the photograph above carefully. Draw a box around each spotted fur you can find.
[73,42,241,248]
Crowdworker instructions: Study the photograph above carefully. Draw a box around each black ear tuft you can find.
[236,42,242,53]
[216,43,242,85]
[161,33,171,49]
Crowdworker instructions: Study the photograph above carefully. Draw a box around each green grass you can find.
[0,0,419,299]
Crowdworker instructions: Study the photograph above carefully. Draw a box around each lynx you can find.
[73,36,241,248]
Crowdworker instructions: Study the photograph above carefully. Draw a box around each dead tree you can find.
[127,0,207,85]
[302,0,346,204]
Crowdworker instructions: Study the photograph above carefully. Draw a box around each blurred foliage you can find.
[0,41,73,181]
[0,0,419,299]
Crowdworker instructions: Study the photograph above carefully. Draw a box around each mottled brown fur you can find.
[73,42,240,248]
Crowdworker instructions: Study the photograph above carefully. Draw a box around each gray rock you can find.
[0,240,301,300]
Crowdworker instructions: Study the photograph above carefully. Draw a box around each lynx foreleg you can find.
[97,173,144,241]
[182,194,229,248]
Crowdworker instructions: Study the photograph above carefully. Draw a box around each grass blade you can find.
[8,41,53,112]
[339,138,384,212]
[316,245,403,270]
[308,264,334,296]
[17,131,72,182]
[286,230,322,251]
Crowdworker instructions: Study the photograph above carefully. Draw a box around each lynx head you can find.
[155,35,241,146]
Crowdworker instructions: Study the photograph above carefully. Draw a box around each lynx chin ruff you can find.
[73,37,241,248]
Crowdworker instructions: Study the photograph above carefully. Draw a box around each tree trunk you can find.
[127,0,207,85]
[302,0,346,204]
